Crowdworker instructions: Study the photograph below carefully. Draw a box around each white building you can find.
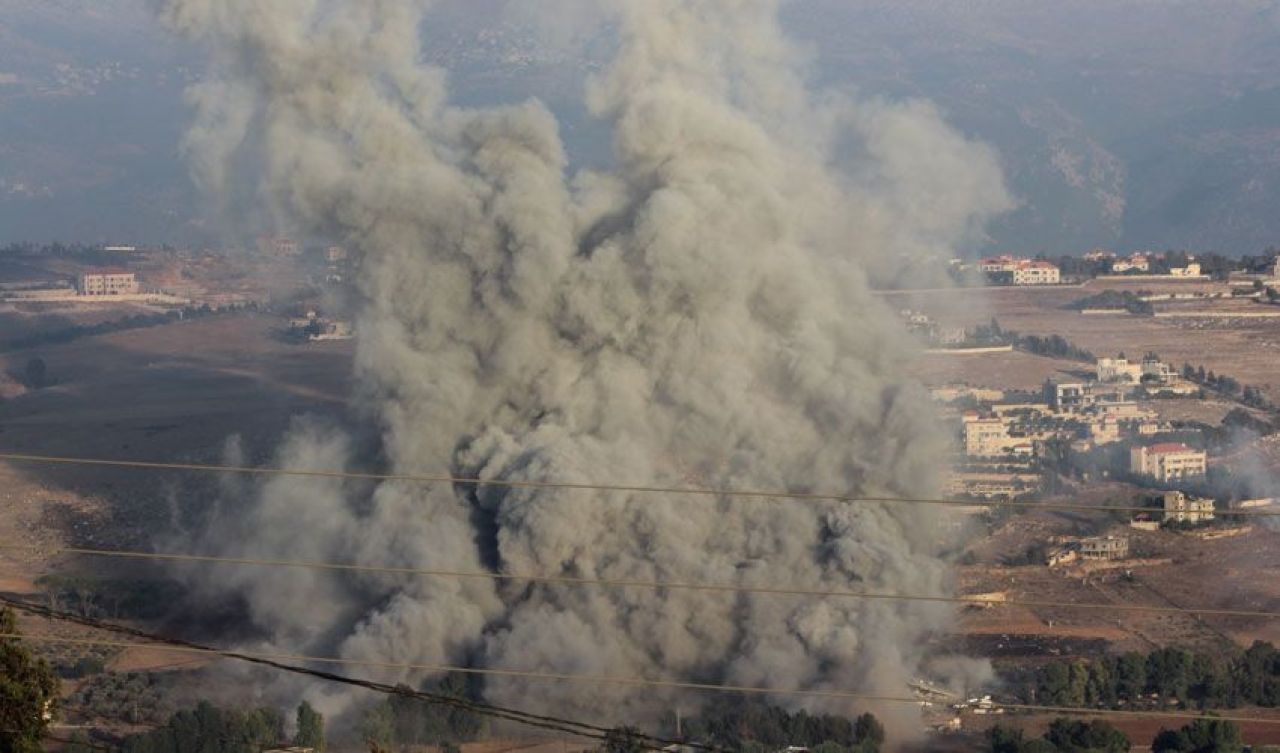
[1112,254,1151,273]
[1130,443,1207,483]
[77,268,138,296]
[1170,263,1202,277]
[963,414,1012,457]
[1012,260,1061,285]
[1097,356,1143,383]
[980,255,1019,273]
[1162,491,1215,523]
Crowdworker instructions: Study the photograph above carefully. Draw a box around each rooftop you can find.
[1145,442,1197,455]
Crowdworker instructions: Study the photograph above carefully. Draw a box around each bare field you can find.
[0,313,355,584]
[887,280,1280,400]
[959,519,1280,656]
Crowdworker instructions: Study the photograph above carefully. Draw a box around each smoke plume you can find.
[161,0,1011,734]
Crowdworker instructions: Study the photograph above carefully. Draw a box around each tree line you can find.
[672,696,884,753]
[1022,642,1280,710]
[988,716,1243,753]
[1,303,254,354]
[969,319,1095,362]
[120,700,324,753]
[1069,289,1155,315]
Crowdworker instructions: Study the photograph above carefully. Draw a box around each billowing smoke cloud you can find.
[161,0,1011,734]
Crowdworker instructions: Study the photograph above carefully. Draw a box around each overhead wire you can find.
[3,451,1279,517]
[5,542,1279,621]
[0,595,708,752]
[4,613,1280,729]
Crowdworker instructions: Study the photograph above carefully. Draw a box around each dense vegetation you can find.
[67,671,172,725]
[1069,289,1155,314]
[1022,642,1280,710]
[1152,718,1243,753]
[677,696,884,752]
[969,319,1095,362]
[0,607,60,753]
[360,675,484,749]
[1,304,251,353]
[988,719,1129,753]
[120,702,286,753]
[37,574,187,621]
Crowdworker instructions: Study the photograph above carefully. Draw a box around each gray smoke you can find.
[161,0,1012,735]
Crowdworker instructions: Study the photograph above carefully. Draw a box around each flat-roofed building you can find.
[1162,491,1215,523]
[1130,442,1207,483]
[1045,379,1095,413]
[1012,260,1061,285]
[1097,356,1142,383]
[1080,535,1129,560]
[963,414,1011,457]
[77,268,138,296]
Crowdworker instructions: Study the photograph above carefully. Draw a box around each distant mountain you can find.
[3,0,1280,254]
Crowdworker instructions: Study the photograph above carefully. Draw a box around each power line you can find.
[0,596,705,753]
[6,628,1280,729]
[3,451,1278,517]
[8,542,1280,621]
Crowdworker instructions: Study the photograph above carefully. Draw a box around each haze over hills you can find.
[3,0,1280,254]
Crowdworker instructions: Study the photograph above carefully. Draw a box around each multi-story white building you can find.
[1080,536,1129,560]
[979,255,1019,274]
[1112,253,1151,273]
[1045,379,1096,413]
[1012,260,1061,285]
[963,414,1012,457]
[77,269,138,296]
[1097,356,1143,383]
[1162,491,1215,523]
[1130,442,1207,483]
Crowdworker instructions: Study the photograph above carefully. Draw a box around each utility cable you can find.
[5,626,1280,728]
[6,542,1280,621]
[0,595,706,752]
[2,451,1276,517]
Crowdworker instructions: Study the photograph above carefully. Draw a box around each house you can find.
[1079,536,1129,560]
[1162,491,1215,524]
[1097,356,1143,383]
[963,414,1011,457]
[980,255,1019,274]
[1112,253,1151,273]
[1012,260,1061,285]
[77,268,139,296]
[1141,356,1179,384]
[1130,443,1207,483]
[1170,263,1202,277]
[1045,379,1095,413]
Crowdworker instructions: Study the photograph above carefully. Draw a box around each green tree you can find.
[854,712,884,748]
[987,724,1025,753]
[603,726,646,753]
[0,607,59,753]
[1152,718,1242,753]
[361,703,394,747]
[295,701,325,751]
[1044,718,1129,753]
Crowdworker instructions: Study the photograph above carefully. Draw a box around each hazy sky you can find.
[3,0,1280,253]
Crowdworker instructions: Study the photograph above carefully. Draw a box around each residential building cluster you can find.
[979,255,1061,285]
[1045,534,1130,567]
[941,350,1215,500]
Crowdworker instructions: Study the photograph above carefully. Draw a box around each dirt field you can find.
[888,278,1280,400]
[958,512,1280,658]
[0,312,354,586]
